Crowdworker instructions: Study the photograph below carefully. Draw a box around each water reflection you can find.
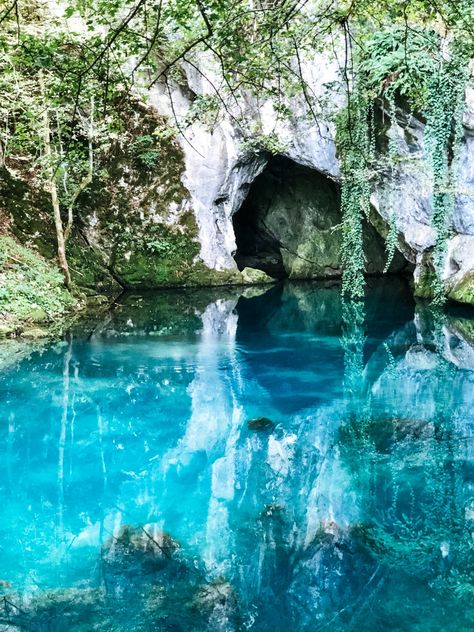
[0,280,472,630]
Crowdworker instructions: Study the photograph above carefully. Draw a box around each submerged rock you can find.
[102,524,179,575]
[191,579,239,631]
[339,416,434,454]
[1,587,108,631]
[261,503,285,518]
[247,417,276,432]
[192,579,236,614]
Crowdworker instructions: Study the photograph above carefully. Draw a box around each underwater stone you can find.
[190,579,239,631]
[192,579,236,613]
[247,417,276,431]
[102,524,179,575]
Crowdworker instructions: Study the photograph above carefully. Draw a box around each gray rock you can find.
[144,51,474,302]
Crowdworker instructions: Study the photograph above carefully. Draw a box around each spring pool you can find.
[0,280,472,631]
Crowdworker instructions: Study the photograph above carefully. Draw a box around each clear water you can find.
[0,280,473,631]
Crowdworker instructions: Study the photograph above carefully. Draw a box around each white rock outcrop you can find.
[146,52,474,302]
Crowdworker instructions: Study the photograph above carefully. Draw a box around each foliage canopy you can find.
[0,0,473,299]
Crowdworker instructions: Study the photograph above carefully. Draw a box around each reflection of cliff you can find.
[150,289,365,630]
[0,282,473,630]
[335,304,474,631]
[147,282,417,627]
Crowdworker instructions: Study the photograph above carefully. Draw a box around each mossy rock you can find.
[0,323,18,337]
[67,233,121,294]
[20,327,51,339]
[0,168,57,259]
[240,267,275,284]
[414,252,437,300]
[112,223,201,288]
[448,271,474,305]
[187,262,244,287]
[1,98,199,294]
[415,252,474,306]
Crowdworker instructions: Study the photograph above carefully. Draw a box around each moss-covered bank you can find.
[0,96,251,294]
[0,236,76,336]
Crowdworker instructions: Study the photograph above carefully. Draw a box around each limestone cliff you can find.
[2,50,473,304]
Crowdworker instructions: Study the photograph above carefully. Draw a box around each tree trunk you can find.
[38,70,72,289]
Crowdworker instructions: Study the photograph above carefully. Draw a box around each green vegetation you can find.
[424,55,468,304]
[0,235,75,334]
[240,133,288,157]
[130,134,161,170]
[0,0,473,306]
[336,92,373,299]
[114,221,201,288]
[335,20,471,299]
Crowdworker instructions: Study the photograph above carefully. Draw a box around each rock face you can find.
[144,51,474,303]
[370,91,474,303]
[1,99,259,292]
[2,49,473,301]
[147,53,345,281]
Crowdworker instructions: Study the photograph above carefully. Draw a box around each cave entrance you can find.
[232,155,409,280]
[232,157,287,278]
[232,155,341,279]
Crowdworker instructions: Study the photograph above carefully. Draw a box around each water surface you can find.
[0,280,473,631]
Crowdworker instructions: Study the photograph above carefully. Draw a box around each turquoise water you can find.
[0,280,473,631]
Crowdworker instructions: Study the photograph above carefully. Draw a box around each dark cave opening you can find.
[232,157,291,278]
[231,155,341,279]
[232,154,410,281]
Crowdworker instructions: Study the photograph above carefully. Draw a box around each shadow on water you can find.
[0,279,472,631]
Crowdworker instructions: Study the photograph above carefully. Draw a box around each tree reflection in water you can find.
[0,281,472,631]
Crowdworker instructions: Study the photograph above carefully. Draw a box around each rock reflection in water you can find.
[0,280,472,631]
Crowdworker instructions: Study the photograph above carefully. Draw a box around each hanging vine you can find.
[424,54,468,305]
[337,85,372,300]
[383,90,399,273]
[337,25,469,304]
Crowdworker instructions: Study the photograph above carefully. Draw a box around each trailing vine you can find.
[384,90,399,273]
[424,54,468,305]
[337,86,373,300]
[337,25,469,304]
